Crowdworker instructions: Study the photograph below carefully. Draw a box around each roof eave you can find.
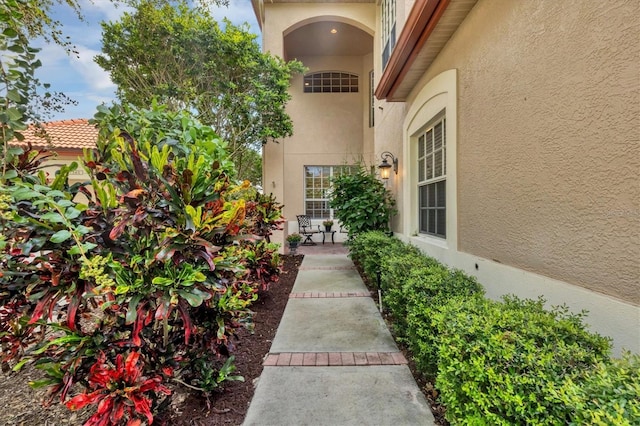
[375,0,450,102]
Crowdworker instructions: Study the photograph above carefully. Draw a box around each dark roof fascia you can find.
[375,0,450,101]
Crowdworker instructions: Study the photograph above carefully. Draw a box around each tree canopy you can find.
[96,0,305,184]
[1,0,79,151]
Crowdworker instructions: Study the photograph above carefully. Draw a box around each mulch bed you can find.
[0,255,303,426]
[166,254,303,425]
[0,254,447,425]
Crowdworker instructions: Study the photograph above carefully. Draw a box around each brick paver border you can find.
[264,352,408,367]
[289,291,371,299]
[298,266,355,271]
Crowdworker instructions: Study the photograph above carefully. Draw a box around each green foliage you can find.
[346,230,405,283]
[433,296,612,425]
[0,0,77,146]
[329,167,396,236]
[1,0,42,151]
[0,103,284,424]
[349,231,483,376]
[347,232,633,425]
[553,352,640,425]
[286,233,302,243]
[96,0,305,183]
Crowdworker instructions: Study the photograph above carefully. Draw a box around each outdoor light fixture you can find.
[378,151,398,180]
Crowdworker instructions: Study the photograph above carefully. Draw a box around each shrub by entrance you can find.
[348,231,639,425]
[0,104,284,424]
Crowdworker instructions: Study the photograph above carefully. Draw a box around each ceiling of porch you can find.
[284,21,373,61]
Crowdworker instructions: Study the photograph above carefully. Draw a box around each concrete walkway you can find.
[243,254,435,426]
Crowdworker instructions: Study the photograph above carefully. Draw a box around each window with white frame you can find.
[417,116,446,238]
[381,0,396,69]
[305,165,358,218]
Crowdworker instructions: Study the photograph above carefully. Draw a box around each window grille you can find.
[381,0,396,69]
[303,72,359,93]
[417,117,446,237]
[305,165,359,218]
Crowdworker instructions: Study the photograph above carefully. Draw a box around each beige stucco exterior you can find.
[257,1,376,244]
[256,0,639,354]
[397,0,640,305]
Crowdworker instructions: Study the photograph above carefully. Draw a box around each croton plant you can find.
[0,103,284,425]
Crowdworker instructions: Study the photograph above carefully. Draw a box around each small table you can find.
[322,231,336,244]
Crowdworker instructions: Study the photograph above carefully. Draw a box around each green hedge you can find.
[347,232,637,425]
[553,352,640,425]
[434,296,611,424]
[347,230,406,284]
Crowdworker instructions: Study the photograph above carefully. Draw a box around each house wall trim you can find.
[396,232,640,357]
[403,68,458,251]
[375,0,449,101]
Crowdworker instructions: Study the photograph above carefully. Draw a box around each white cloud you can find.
[79,0,134,22]
[38,0,260,121]
[70,45,116,91]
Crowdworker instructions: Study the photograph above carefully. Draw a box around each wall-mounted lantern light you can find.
[378,151,398,181]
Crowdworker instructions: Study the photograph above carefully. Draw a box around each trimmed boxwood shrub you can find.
[347,230,405,284]
[401,268,483,376]
[553,352,640,425]
[350,232,484,376]
[347,231,637,425]
[433,296,612,425]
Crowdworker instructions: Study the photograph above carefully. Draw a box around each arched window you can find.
[303,71,359,93]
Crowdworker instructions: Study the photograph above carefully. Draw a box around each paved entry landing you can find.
[243,254,435,426]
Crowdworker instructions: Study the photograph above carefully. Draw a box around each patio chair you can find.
[296,215,321,245]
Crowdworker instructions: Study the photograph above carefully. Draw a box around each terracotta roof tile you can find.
[16,119,98,150]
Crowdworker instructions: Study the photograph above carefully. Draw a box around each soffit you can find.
[376,0,478,101]
[284,21,373,60]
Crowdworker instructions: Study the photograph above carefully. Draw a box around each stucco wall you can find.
[405,0,639,304]
[262,3,375,56]
[261,3,375,236]
[281,55,366,222]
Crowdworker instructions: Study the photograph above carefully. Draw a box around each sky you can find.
[35,0,260,121]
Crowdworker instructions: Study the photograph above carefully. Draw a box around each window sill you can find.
[410,233,449,250]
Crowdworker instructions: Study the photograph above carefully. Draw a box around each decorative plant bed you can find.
[0,256,303,426]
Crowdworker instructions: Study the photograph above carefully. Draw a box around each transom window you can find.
[418,116,446,238]
[381,0,396,69]
[303,72,359,93]
[305,165,358,218]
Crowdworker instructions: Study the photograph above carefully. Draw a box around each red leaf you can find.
[154,246,176,262]
[125,352,141,383]
[123,189,146,200]
[51,270,61,286]
[115,353,124,374]
[67,294,80,331]
[132,395,153,424]
[65,390,104,410]
[60,371,75,401]
[127,419,142,426]
[28,291,56,325]
[177,300,194,345]
[132,305,147,347]
[96,395,114,415]
[110,399,125,423]
[154,297,171,321]
[109,220,129,241]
